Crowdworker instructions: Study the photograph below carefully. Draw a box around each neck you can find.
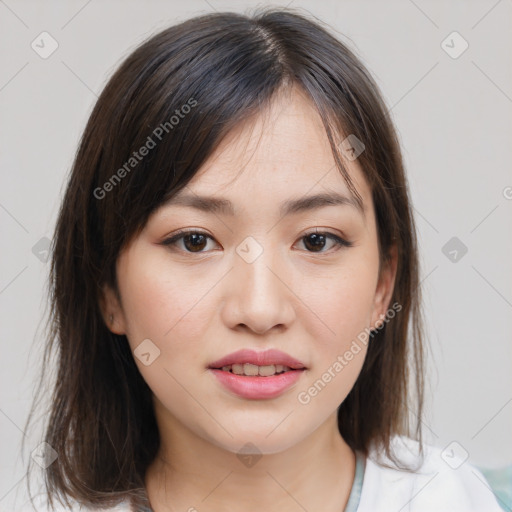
[144,403,356,512]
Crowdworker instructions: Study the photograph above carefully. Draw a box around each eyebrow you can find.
[163,191,364,217]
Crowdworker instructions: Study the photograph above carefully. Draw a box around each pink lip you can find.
[208,349,306,370]
[209,368,305,400]
[207,349,307,400]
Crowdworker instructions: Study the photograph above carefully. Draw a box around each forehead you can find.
[167,87,371,217]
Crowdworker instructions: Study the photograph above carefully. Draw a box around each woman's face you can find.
[103,87,396,455]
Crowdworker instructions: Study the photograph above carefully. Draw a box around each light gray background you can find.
[1,1,511,510]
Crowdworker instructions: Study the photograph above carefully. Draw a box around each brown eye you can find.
[299,232,353,253]
[303,233,328,252]
[162,230,216,253]
[182,233,208,252]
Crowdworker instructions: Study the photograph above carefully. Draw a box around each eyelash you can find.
[161,229,353,254]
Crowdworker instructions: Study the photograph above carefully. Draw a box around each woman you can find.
[25,8,502,512]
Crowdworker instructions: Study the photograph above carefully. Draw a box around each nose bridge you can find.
[236,234,282,298]
[224,234,294,333]
[241,240,277,293]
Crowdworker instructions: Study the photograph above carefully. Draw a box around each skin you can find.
[102,85,397,512]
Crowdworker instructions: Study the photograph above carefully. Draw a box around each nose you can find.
[220,242,296,335]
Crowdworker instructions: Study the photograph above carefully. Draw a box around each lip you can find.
[208,368,305,400]
[207,349,307,400]
[208,349,307,370]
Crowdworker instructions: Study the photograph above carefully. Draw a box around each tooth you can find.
[232,363,244,375]
[243,363,259,376]
[282,365,291,372]
[221,365,231,371]
[275,364,284,373]
[258,364,276,376]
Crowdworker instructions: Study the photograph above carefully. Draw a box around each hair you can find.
[24,7,425,511]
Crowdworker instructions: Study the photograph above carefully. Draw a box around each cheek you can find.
[118,249,215,348]
[116,251,217,409]
[304,250,380,346]
[295,248,379,400]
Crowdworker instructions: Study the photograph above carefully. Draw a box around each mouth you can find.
[211,363,300,377]
[207,349,307,400]
[208,348,307,373]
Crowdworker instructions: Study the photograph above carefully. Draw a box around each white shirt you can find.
[355,436,503,512]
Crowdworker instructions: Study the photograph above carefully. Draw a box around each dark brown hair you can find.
[24,7,424,511]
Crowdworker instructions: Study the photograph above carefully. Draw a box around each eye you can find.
[296,230,353,253]
[161,230,217,253]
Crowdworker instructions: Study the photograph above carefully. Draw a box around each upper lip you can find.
[208,349,307,370]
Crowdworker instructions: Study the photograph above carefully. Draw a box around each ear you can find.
[370,244,398,330]
[98,284,127,335]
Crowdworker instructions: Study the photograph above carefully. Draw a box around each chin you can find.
[199,419,310,457]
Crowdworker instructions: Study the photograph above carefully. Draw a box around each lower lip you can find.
[208,368,305,400]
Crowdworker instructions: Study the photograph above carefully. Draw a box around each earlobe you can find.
[371,245,398,330]
[99,284,127,335]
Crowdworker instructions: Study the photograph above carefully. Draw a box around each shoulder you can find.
[357,436,503,512]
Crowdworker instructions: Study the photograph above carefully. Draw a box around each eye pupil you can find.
[184,233,207,252]
[304,233,326,252]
